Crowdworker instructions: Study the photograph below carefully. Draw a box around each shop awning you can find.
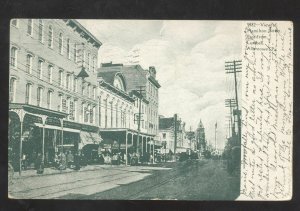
[80,131,102,145]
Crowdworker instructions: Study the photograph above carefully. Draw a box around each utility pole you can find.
[215,122,217,150]
[225,60,242,145]
[225,98,237,137]
[174,114,178,156]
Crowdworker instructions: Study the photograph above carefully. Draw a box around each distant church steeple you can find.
[196,119,206,151]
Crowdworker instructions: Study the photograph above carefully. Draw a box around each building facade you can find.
[97,63,161,157]
[9,19,102,172]
[159,115,197,154]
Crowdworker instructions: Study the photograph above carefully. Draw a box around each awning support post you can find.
[41,116,47,166]
[125,131,128,166]
[19,120,23,176]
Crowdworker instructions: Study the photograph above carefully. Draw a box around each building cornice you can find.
[99,81,135,103]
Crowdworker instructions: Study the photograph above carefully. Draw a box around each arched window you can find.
[67,39,70,59]
[38,19,43,42]
[9,78,16,103]
[37,60,43,79]
[37,87,43,107]
[48,65,53,83]
[27,19,33,35]
[59,33,63,54]
[26,54,33,74]
[25,83,32,104]
[113,75,125,91]
[47,90,53,109]
[48,25,53,48]
[10,47,17,67]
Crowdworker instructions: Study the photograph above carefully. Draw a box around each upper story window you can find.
[82,49,85,67]
[113,75,125,91]
[38,20,44,42]
[59,33,63,54]
[58,69,63,87]
[66,74,70,90]
[11,19,18,27]
[37,60,43,79]
[69,100,74,120]
[93,87,96,100]
[74,44,77,63]
[87,53,90,71]
[10,47,17,67]
[87,84,91,98]
[74,77,78,92]
[37,87,43,107]
[9,77,17,103]
[25,83,32,104]
[47,90,53,109]
[27,19,33,35]
[26,54,33,74]
[48,25,53,48]
[82,82,85,95]
[48,65,53,83]
[67,39,70,59]
[92,57,96,73]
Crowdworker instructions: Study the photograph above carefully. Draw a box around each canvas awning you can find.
[80,131,102,145]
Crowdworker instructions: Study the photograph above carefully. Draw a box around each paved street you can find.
[9,159,239,200]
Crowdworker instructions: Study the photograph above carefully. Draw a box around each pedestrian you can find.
[66,151,74,168]
[36,153,44,174]
[59,151,67,170]
[73,152,81,170]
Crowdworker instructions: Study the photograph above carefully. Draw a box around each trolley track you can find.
[10,166,151,199]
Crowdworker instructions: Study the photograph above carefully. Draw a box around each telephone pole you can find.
[225,60,242,144]
[215,122,217,150]
[174,114,178,155]
[225,98,237,137]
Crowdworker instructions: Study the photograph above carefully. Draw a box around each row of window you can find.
[148,82,158,99]
[11,19,97,72]
[100,98,131,129]
[10,77,158,131]
[10,47,97,100]
[10,76,97,124]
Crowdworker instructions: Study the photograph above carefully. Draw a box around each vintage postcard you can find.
[8,19,293,200]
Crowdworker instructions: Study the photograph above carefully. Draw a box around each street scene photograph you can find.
[8,19,242,200]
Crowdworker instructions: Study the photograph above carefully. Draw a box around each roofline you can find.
[148,76,161,88]
[99,80,135,103]
[65,19,102,48]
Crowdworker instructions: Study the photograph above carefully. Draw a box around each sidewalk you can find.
[12,162,170,179]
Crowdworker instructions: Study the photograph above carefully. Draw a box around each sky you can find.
[79,20,242,149]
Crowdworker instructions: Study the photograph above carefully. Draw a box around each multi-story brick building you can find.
[97,63,161,158]
[9,19,102,172]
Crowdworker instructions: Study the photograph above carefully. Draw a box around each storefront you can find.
[9,103,68,174]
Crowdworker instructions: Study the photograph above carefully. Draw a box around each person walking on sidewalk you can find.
[73,152,81,170]
[36,153,44,174]
[59,151,67,170]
